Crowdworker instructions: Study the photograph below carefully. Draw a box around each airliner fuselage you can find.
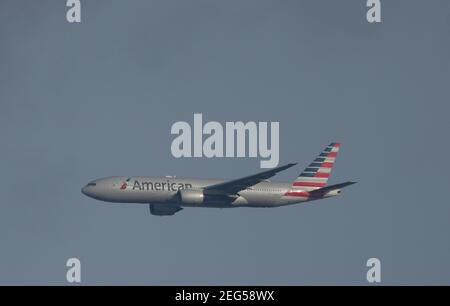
[82,176,325,208]
[81,143,355,215]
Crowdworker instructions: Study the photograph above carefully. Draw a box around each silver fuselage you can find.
[81,176,324,208]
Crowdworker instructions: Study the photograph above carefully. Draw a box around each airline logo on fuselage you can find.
[121,180,193,192]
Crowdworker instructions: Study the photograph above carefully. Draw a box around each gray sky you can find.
[1,0,449,285]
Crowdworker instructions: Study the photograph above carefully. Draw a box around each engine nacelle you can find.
[179,189,204,205]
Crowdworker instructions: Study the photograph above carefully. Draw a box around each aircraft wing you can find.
[149,204,183,216]
[203,163,297,195]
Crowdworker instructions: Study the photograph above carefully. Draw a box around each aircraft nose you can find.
[82,182,96,197]
[82,181,103,199]
[81,185,89,196]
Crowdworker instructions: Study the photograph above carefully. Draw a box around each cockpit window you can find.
[87,183,97,187]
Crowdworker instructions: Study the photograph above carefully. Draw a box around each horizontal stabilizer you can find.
[309,181,357,197]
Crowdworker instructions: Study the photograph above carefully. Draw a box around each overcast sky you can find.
[1,0,450,285]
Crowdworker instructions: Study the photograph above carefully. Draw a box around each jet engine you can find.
[178,189,204,205]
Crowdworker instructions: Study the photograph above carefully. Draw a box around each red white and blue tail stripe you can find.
[286,143,341,196]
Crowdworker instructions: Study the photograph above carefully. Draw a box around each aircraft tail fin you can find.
[291,143,341,191]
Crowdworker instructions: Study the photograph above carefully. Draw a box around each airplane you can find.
[81,143,356,216]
